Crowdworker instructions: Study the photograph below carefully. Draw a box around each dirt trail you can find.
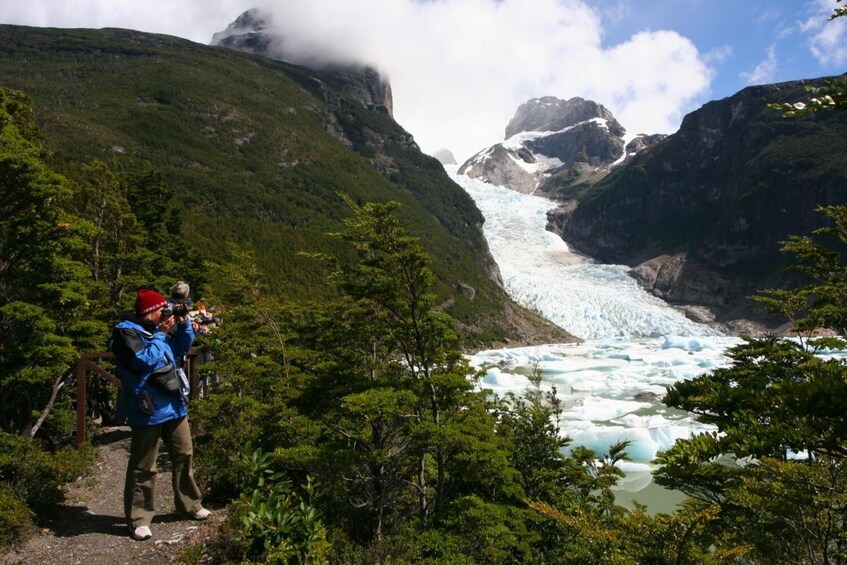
[2,427,222,565]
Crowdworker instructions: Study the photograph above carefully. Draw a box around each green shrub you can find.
[0,484,34,551]
[191,394,269,501]
[0,432,92,511]
[224,446,329,564]
[0,436,93,550]
[202,445,330,564]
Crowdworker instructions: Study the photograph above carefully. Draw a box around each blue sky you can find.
[1,0,844,161]
[591,0,845,105]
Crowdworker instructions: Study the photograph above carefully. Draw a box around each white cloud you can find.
[1,0,714,163]
[259,0,712,161]
[801,0,847,67]
[741,44,779,85]
[704,45,734,66]
[592,0,633,28]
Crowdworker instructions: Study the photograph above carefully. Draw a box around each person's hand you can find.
[157,315,176,333]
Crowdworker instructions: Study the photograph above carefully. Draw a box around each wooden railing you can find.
[75,349,203,446]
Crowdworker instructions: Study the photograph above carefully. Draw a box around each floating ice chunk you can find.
[561,413,717,463]
[662,336,717,351]
[570,379,616,393]
[481,367,503,386]
[564,397,649,422]
[614,414,674,428]
[477,368,533,398]
[564,419,596,432]
[569,427,658,461]
[611,465,655,493]
[616,461,653,473]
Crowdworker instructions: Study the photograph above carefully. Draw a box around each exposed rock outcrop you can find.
[211,8,393,116]
[460,144,543,194]
[432,148,457,165]
[210,8,274,54]
[458,96,659,194]
[625,133,667,154]
[504,96,622,139]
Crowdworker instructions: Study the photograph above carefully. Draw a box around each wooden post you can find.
[75,356,87,447]
[189,353,199,401]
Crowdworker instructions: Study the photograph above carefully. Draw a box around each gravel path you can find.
[2,427,222,565]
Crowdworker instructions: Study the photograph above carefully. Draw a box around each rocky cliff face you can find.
[458,96,661,194]
[504,96,621,139]
[558,76,847,325]
[211,9,393,116]
[432,148,457,165]
[210,8,275,55]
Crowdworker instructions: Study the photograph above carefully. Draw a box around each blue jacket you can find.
[111,314,194,428]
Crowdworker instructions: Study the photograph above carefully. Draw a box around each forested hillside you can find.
[0,24,567,346]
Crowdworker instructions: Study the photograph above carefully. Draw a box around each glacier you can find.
[449,169,743,504]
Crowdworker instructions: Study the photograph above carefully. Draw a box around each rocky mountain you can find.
[458,96,664,194]
[210,8,274,56]
[555,76,847,328]
[211,8,393,116]
[432,148,457,165]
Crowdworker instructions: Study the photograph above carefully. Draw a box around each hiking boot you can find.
[131,525,152,541]
[190,507,211,520]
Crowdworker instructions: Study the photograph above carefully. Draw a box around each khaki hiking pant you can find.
[124,416,203,528]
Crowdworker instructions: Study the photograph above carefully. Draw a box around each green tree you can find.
[120,167,207,293]
[756,206,847,340]
[0,88,95,439]
[494,362,571,502]
[0,87,98,550]
[330,386,418,541]
[295,198,523,550]
[69,160,152,308]
[192,246,321,500]
[327,197,483,521]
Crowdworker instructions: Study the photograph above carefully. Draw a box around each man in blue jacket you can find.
[111,289,209,541]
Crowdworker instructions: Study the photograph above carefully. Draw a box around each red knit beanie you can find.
[135,289,167,316]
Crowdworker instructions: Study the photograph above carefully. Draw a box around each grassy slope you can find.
[0,25,572,345]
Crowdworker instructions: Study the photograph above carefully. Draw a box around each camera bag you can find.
[148,363,180,394]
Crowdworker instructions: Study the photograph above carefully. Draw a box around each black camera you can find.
[161,303,190,320]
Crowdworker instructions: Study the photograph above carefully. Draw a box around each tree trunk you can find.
[25,373,67,439]
[418,453,428,523]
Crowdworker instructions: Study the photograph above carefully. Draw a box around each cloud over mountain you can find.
[6,0,839,162]
[247,0,712,161]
